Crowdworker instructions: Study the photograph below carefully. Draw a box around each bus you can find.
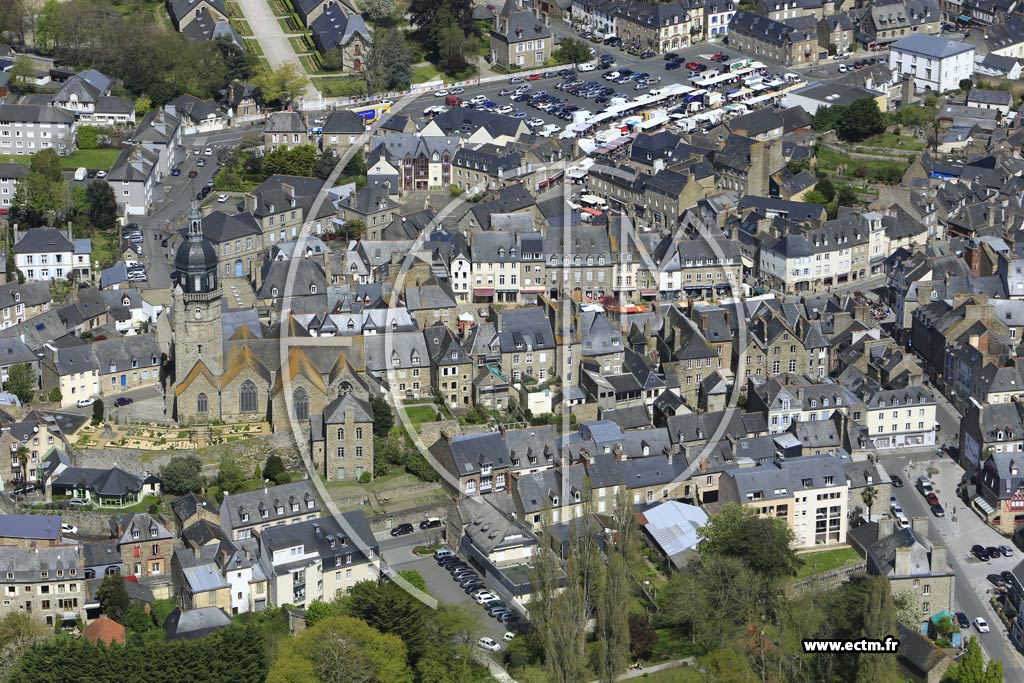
[349,101,392,124]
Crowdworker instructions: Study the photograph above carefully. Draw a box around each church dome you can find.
[175,202,219,295]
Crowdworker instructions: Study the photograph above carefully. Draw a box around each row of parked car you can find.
[434,549,521,642]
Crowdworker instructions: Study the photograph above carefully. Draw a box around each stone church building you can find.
[170,203,374,480]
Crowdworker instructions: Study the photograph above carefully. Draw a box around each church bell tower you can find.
[172,201,224,379]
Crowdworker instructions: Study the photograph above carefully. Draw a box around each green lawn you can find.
[60,149,121,170]
[89,228,119,269]
[412,63,443,84]
[316,76,367,97]
[232,18,253,36]
[795,546,862,580]
[402,404,438,426]
[861,132,926,151]
[0,154,31,165]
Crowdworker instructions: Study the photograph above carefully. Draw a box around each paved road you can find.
[234,0,318,100]
[889,448,1024,679]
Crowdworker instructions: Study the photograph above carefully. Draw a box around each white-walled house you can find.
[13,228,91,282]
[890,34,974,93]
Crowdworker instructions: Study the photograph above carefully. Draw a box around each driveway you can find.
[234,0,317,100]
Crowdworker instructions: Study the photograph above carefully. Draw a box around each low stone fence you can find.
[788,561,867,595]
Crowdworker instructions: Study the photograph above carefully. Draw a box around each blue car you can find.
[665,61,681,70]
[171,168,181,176]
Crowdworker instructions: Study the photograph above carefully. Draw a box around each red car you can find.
[925,492,939,506]
[188,169,198,178]
[526,73,542,81]
[710,52,724,61]
[685,62,702,70]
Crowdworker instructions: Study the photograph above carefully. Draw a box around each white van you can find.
[577,62,596,72]
[74,167,87,181]
[434,548,455,560]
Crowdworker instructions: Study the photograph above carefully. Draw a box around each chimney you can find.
[499,425,506,440]
[877,515,893,539]
[930,543,948,572]
[894,546,912,576]
[613,443,626,461]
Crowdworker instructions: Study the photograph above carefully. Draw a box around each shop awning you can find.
[473,288,494,296]
[973,496,995,515]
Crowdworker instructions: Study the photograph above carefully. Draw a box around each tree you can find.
[123,604,155,632]
[369,395,394,437]
[263,454,287,484]
[76,126,99,150]
[321,47,345,72]
[338,218,366,242]
[950,638,986,683]
[837,184,858,207]
[698,503,802,580]
[3,363,35,403]
[854,577,899,683]
[361,0,395,23]
[343,580,428,662]
[960,78,974,92]
[816,177,836,203]
[134,96,153,117]
[593,551,630,682]
[160,455,203,495]
[15,447,28,484]
[217,454,247,493]
[836,98,885,142]
[397,570,427,593]
[30,149,63,183]
[365,28,413,93]
[408,0,475,39]
[253,63,308,106]
[262,144,318,177]
[315,149,339,180]
[811,104,843,132]
[627,614,658,659]
[85,180,117,229]
[8,56,36,94]
[555,38,590,66]
[92,398,104,424]
[96,574,131,624]
[10,172,63,228]
[216,34,257,82]
[860,485,878,522]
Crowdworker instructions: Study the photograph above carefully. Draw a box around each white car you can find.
[434,89,449,97]
[61,523,78,535]
[469,95,487,105]
[217,194,229,203]
[496,105,514,115]
[204,147,213,156]
[503,632,517,642]
[76,398,96,408]
[96,170,107,178]
[577,62,596,72]
[975,617,990,633]
[68,498,90,507]
[474,592,498,604]
[838,64,848,73]
[477,637,501,652]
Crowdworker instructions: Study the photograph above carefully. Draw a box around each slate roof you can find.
[14,228,73,254]
[221,480,321,530]
[0,514,61,541]
[891,33,974,58]
[163,607,232,640]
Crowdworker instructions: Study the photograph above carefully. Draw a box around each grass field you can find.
[60,149,122,170]
[795,546,862,580]
[0,154,30,165]
[412,63,442,84]
[316,76,368,97]
[89,229,119,269]
[402,404,438,426]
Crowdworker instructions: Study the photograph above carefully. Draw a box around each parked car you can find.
[987,546,1002,558]
[113,397,134,407]
[389,523,414,537]
[972,545,990,562]
[526,73,542,81]
[204,147,213,156]
[974,617,990,633]
[1001,570,1016,584]
[925,492,939,506]
[96,170,107,178]
[477,637,501,652]
[76,398,96,408]
[474,592,499,604]
[462,582,485,594]
[930,502,945,517]
[503,632,517,642]
[188,169,199,178]
[509,77,525,84]
[987,574,1007,589]
[665,61,681,70]
[12,484,35,495]
[496,612,518,624]
[419,518,442,530]
[68,498,89,507]
[1000,545,1015,557]
[60,523,77,535]
[890,474,904,488]
[639,50,655,59]
[171,167,181,176]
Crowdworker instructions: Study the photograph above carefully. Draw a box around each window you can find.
[197,393,208,414]
[293,387,309,421]
[240,380,258,413]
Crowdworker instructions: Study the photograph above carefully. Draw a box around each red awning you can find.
[473,288,495,296]
[581,207,603,216]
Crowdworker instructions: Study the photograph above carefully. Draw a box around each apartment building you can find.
[0,546,85,627]
[719,454,849,549]
[0,105,76,156]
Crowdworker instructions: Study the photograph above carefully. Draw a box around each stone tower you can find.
[173,201,224,379]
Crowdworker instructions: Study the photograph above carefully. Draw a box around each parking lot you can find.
[389,552,521,651]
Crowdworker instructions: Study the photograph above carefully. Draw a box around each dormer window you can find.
[132,529,140,540]
[311,284,318,294]
[241,512,249,522]
[261,509,269,518]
